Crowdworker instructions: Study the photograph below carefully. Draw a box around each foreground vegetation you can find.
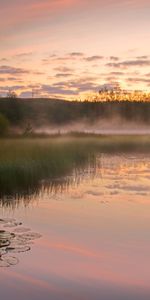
[0,136,150,202]
[0,137,95,199]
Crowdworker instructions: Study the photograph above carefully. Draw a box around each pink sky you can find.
[0,0,150,98]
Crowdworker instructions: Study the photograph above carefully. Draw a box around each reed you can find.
[0,136,150,199]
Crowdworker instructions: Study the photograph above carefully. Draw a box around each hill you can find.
[0,97,150,135]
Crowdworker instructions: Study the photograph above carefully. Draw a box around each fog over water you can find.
[34,118,150,136]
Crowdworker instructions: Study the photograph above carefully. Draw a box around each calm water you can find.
[0,152,150,299]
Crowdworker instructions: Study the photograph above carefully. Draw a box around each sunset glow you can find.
[1,3,150,298]
[0,0,150,98]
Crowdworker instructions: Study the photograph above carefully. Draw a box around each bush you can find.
[0,113,9,136]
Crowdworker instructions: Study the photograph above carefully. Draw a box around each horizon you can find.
[1,88,150,102]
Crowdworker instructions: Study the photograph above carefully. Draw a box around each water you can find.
[0,151,150,299]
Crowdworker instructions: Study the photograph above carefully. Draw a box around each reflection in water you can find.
[1,150,150,208]
[0,147,150,299]
[0,157,99,208]
[1,135,150,204]
[0,218,41,267]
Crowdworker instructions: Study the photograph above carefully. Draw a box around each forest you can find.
[0,96,150,135]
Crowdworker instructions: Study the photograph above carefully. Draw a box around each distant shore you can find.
[1,97,150,138]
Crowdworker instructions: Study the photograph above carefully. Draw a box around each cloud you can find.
[54,66,73,73]
[39,84,77,96]
[69,52,84,57]
[76,82,98,92]
[126,77,150,84]
[108,71,125,76]
[106,59,150,68]
[109,56,120,61]
[55,73,73,78]
[136,55,149,60]
[7,77,23,82]
[0,65,30,75]
[13,52,33,58]
[0,65,44,77]
[1,49,150,98]
[19,91,33,98]
[84,56,104,62]
[43,53,104,65]
[53,77,98,92]
[42,52,85,65]
[42,56,73,65]
[35,75,100,96]
[33,71,45,75]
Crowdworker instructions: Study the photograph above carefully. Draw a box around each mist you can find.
[34,116,150,136]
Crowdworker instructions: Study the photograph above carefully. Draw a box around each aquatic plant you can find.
[0,218,41,267]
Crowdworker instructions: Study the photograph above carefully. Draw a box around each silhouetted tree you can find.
[7,90,18,99]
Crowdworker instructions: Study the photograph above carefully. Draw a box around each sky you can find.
[0,0,150,99]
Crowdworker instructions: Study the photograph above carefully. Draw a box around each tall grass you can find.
[0,138,95,199]
[0,135,150,200]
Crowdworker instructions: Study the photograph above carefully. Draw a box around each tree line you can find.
[0,96,150,135]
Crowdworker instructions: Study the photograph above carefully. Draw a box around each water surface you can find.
[0,148,150,300]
